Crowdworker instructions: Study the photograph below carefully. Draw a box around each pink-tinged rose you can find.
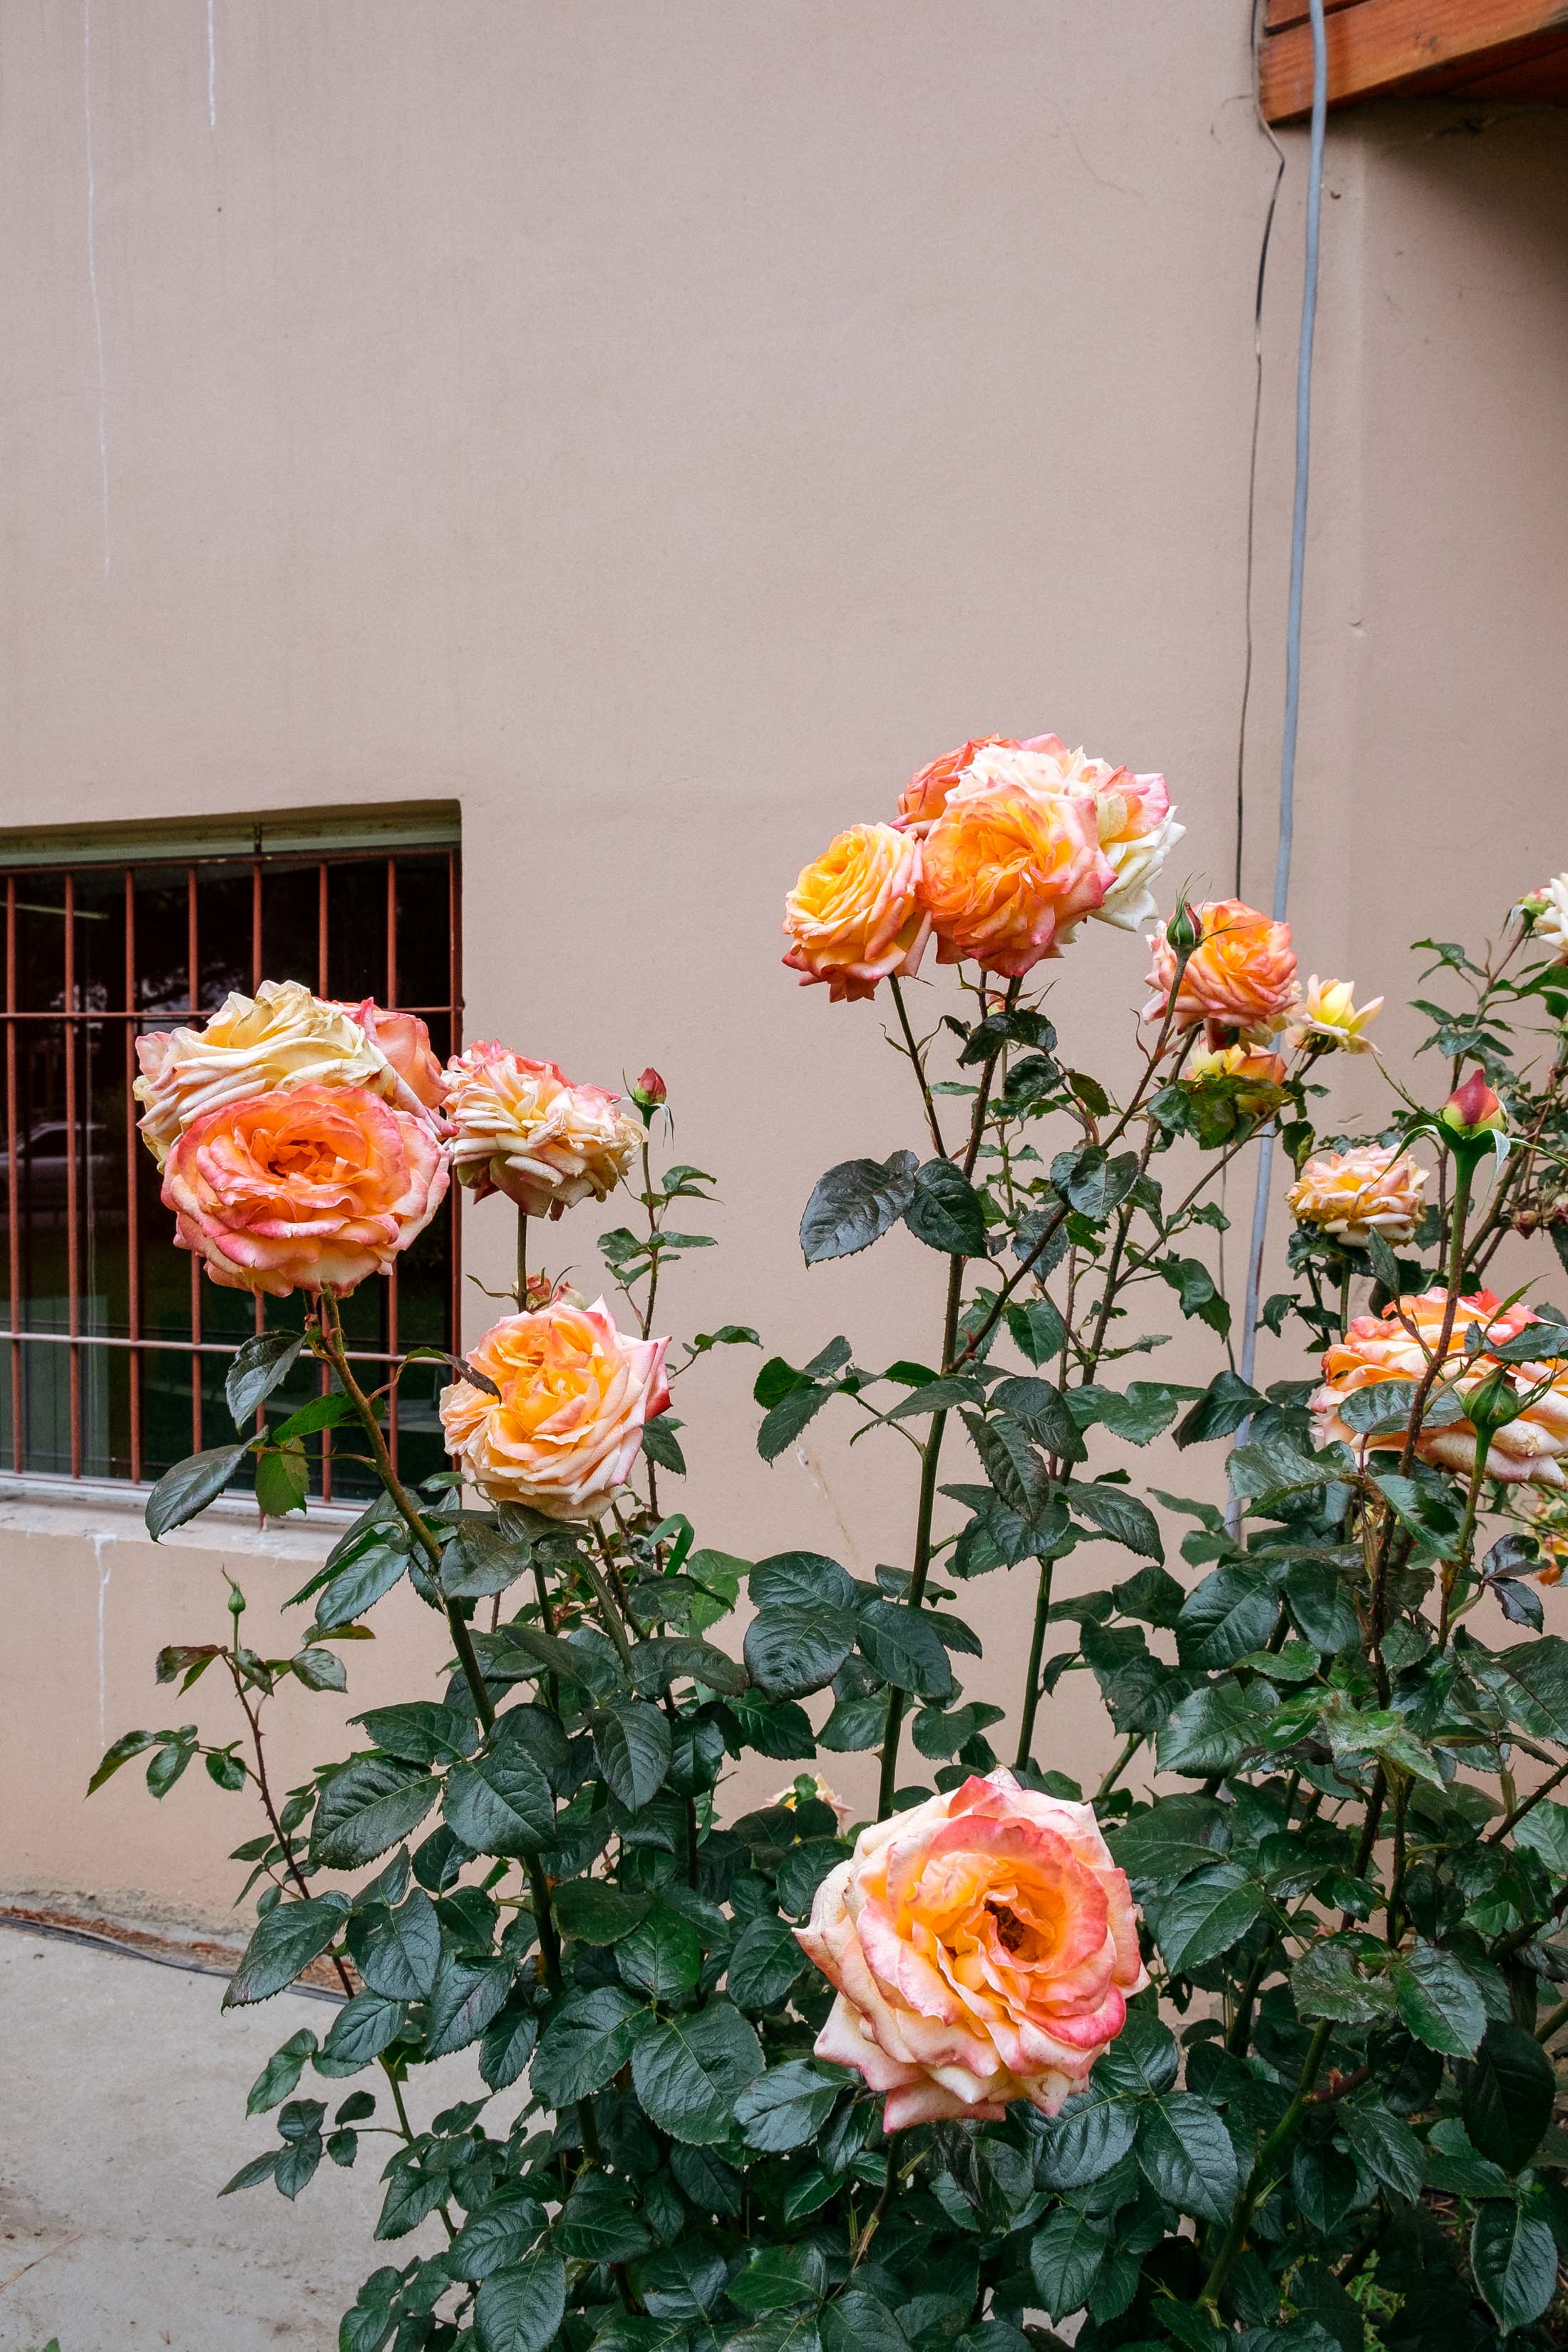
[782,823,931,1003]
[440,1297,671,1521]
[1312,1288,1568,1486]
[162,1083,447,1298]
[795,1768,1147,2130]
[442,1046,641,1217]
[919,780,1114,978]
[135,980,443,1167]
[1013,737,1183,931]
[895,737,1021,834]
[1142,898,1298,1036]
[338,999,447,1113]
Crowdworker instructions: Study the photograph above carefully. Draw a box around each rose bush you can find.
[98,729,1568,2352]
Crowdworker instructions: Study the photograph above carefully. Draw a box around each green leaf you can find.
[631,1634,748,1698]
[314,1542,411,1631]
[904,1159,988,1257]
[442,1517,530,1599]
[480,2001,540,2091]
[226,1331,305,1427]
[758,1381,836,1463]
[1291,1938,1397,2027]
[354,1701,471,1765]
[593,1701,673,1811]
[219,2150,281,2197]
[474,2252,568,2352]
[1004,1297,1068,1368]
[726,2242,829,2313]
[1136,2093,1239,2221]
[292,1646,348,1693]
[1066,1482,1162,1561]
[1105,1795,1229,1891]
[631,2001,765,2144]
[346,1892,441,2000]
[1461,2021,1557,2173]
[734,2058,842,2152]
[319,1992,407,2071]
[1471,2200,1559,2333]
[448,2195,545,2281]
[555,2173,653,2265]
[1147,1864,1265,1973]
[1339,2102,1424,2204]
[1175,1567,1279,1668]
[1175,1371,1262,1448]
[1284,1562,1361,1655]
[311,1758,438,1870]
[272,1390,361,1443]
[1068,1382,1192,1447]
[1033,2083,1138,2189]
[617,1905,703,2000]
[1496,1634,1568,1742]
[1155,1681,1269,1775]
[727,1912,808,2011]
[1391,1944,1488,2058]
[246,2027,317,2114]
[855,1600,956,1699]
[254,1439,310,1518]
[444,1746,555,1855]
[425,1953,513,2057]
[1053,1145,1139,1223]
[552,1879,654,1943]
[821,2294,912,2352]
[744,1605,856,1701]
[800,1152,919,1264]
[532,1986,652,2107]
[224,1893,348,2008]
[1028,2204,1110,2323]
[641,1414,686,1475]
[145,1442,252,1540]
[86,1727,161,1793]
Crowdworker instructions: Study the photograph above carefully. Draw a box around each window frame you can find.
[0,820,463,1496]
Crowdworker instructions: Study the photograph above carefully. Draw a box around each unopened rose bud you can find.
[521,1272,557,1312]
[1165,899,1202,959]
[629,1067,667,1125]
[1440,1069,1505,1138]
[1518,888,1552,928]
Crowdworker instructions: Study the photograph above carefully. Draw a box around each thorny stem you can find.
[315,1295,496,1738]
[517,1208,528,1308]
[1197,2018,1334,2309]
[1013,1558,1056,1770]
[1095,1733,1143,1802]
[1490,1755,1568,1845]
[889,976,948,1160]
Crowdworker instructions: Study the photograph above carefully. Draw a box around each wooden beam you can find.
[1260,0,1568,122]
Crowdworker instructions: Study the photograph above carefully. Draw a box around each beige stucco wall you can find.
[3,2,1568,1930]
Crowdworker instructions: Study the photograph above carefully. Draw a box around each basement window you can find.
[0,805,462,1500]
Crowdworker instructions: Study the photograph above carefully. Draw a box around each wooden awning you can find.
[1259,0,1568,124]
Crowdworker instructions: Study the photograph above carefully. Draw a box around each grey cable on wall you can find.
[1237,0,1330,1396]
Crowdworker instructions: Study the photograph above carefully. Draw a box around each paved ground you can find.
[0,1927,473,2352]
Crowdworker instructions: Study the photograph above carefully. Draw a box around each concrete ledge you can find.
[0,1474,355,1557]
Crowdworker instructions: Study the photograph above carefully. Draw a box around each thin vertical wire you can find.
[251,862,264,1361]
[187,867,202,1451]
[448,847,463,1362]
[64,873,81,1479]
[6,880,21,1472]
[318,858,333,1502]
[123,868,142,1480]
[386,857,399,1464]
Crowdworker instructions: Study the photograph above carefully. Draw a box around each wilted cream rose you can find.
[442,1046,640,1217]
[135,980,441,1167]
[1286,976,1383,1055]
[782,823,930,1002]
[1311,1288,1568,1485]
[796,1768,1147,2130]
[440,1297,671,1521]
[162,1083,447,1297]
[1288,1145,1428,1248]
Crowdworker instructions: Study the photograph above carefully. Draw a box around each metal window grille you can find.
[0,835,462,1502]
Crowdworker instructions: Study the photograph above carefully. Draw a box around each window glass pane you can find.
[134,868,193,1013]
[327,859,388,1006]
[260,861,323,995]
[196,863,254,1010]
[73,866,128,1012]
[16,877,65,1011]
[81,1017,131,1339]
[394,855,451,1010]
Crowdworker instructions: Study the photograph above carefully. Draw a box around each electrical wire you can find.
[1234,0,1288,902]
[1237,0,1330,1396]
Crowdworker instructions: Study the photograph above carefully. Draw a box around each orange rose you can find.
[919,780,1113,977]
[1143,898,1298,1036]
[439,1297,671,1522]
[782,823,930,1003]
[1182,1042,1289,1116]
[1311,1288,1568,1485]
[135,980,443,1167]
[895,736,1020,834]
[796,1768,1147,2130]
[162,1083,448,1297]
[443,1046,640,1217]
[1288,1145,1427,1248]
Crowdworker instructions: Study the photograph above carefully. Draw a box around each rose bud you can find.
[631,1068,667,1113]
[1164,898,1202,959]
[1440,1070,1506,1138]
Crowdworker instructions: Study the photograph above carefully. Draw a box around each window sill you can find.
[0,1473,356,1555]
